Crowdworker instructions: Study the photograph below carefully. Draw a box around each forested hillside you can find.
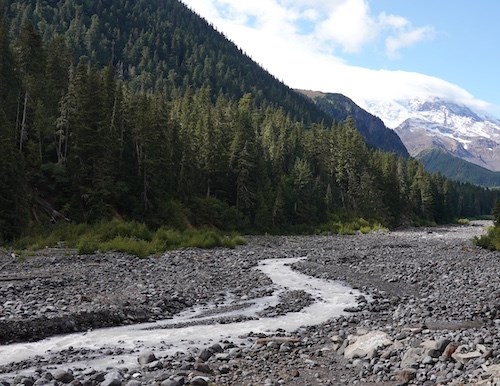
[418,149,500,188]
[1,0,498,242]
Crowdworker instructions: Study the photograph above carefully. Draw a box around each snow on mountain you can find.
[360,97,500,172]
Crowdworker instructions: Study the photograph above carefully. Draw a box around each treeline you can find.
[1,20,499,241]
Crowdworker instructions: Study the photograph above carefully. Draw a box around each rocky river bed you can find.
[0,221,499,385]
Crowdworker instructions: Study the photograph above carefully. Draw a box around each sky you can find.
[180,0,500,116]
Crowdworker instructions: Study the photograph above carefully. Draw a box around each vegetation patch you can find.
[13,220,246,258]
[318,216,388,235]
[474,227,500,251]
[475,200,500,251]
[455,218,470,225]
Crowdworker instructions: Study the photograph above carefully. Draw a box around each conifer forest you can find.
[0,0,498,242]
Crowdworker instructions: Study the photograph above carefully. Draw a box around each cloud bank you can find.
[180,0,490,114]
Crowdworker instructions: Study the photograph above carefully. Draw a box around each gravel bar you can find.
[0,221,499,385]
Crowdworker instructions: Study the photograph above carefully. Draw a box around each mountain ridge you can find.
[297,90,409,158]
[417,148,500,188]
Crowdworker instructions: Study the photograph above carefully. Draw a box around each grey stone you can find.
[53,370,74,384]
[189,377,208,386]
[344,331,392,359]
[400,348,424,369]
[198,348,213,362]
[125,381,141,386]
[101,370,123,386]
[138,351,156,365]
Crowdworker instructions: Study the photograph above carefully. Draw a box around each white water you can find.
[0,257,361,372]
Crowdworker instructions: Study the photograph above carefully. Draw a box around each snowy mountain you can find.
[362,97,500,172]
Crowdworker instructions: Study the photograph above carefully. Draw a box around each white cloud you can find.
[180,0,491,117]
[315,0,376,53]
[386,26,435,58]
[378,12,409,29]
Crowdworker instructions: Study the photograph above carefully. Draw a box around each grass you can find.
[455,218,470,225]
[318,216,388,235]
[13,220,247,258]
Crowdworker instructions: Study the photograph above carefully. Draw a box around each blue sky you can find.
[181,0,500,115]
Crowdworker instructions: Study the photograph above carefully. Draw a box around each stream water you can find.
[0,257,361,372]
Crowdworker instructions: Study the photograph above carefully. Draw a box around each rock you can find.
[193,363,211,374]
[400,348,424,369]
[125,381,141,386]
[101,370,122,386]
[18,378,35,386]
[53,370,74,384]
[138,350,156,365]
[421,355,434,365]
[189,377,208,386]
[396,368,416,386]
[198,348,213,362]
[442,342,459,359]
[436,338,452,353]
[161,380,182,386]
[161,376,185,386]
[210,343,223,353]
[344,331,393,359]
[451,346,482,364]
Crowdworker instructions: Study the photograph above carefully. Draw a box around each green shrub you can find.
[95,219,152,242]
[475,226,500,251]
[338,224,355,235]
[186,230,222,249]
[222,234,247,248]
[152,227,185,249]
[99,236,157,258]
[456,218,470,225]
[360,226,371,234]
[77,236,99,255]
[493,200,500,227]
[11,219,247,257]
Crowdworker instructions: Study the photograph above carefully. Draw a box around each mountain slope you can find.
[298,90,409,157]
[418,149,500,187]
[364,97,500,172]
[2,0,329,125]
[1,0,499,242]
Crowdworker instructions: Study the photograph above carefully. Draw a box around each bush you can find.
[222,234,247,248]
[95,219,152,242]
[475,226,500,251]
[153,227,185,249]
[100,236,157,258]
[10,219,247,257]
[77,236,99,255]
[493,200,500,227]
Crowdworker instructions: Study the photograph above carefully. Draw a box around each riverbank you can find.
[0,221,499,385]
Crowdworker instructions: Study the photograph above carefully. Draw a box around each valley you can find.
[1,222,499,385]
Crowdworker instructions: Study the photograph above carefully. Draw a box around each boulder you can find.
[344,331,392,359]
[400,348,424,369]
[396,368,416,386]
[451,348,482,364]
[138,351,156,366]
[53,370,74,384]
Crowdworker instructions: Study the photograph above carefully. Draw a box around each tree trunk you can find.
[19,91,28,153]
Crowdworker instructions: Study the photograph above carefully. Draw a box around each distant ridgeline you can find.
[0,0,499,241]
[298,90,409,158]
[417,149,500,188]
